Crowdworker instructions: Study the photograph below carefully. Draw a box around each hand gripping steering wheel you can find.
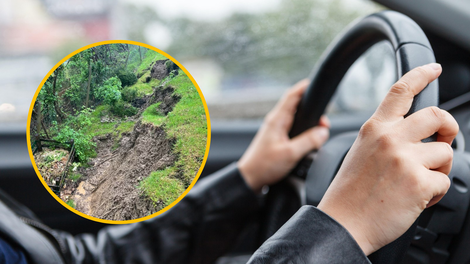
[289,11,470,264]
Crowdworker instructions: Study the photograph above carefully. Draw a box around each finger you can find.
[374,63,442,122]
[423,170,451,208]
[318,115,331,128]
[275,79,309,116]
[289,126,329,160]
[271,79,310,131]
[416,141,453,174]
[401,107,459,144]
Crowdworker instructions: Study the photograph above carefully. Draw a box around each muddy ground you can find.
[33,61,185,221]
[74,121,176,220]
[73,84,181,221]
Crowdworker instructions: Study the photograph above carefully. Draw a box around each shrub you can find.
[65,108,93,129]
[117,71,137,87]
[121,87,138,102]
[94,77,122,106]
[54,125,96,162]
[111,100,138,117]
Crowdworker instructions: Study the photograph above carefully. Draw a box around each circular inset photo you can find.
[27,41,210,223]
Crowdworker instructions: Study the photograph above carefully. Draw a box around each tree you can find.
[52,65,66,122]
[85,58,92,107]
[124,44,130,69]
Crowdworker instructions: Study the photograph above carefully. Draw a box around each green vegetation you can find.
[126,78,160,97]
[139,168,185,206]
[136,49,167,76]
[140,70,207,206]
[94,77,122,106]
[44,152,66,163]
[35,44,147,162]
[164,71,207,184]
[117,70,138,87]
[69,172,82,182]
[66,199,76,208]
[54,125,96,162]
[142,102,165,126]
[33,43,206,212]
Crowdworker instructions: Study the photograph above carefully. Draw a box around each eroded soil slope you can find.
[75,121,176,220]
[74,84,182,221]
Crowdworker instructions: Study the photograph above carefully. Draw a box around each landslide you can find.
[74,82,181,221]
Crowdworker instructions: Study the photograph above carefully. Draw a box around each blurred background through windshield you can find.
[0,0,384,124]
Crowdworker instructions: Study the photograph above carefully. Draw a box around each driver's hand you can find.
[238,79,330,192]
[318,63,459,256]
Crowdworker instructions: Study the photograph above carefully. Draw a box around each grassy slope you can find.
[124,50,168,98]
[58,49,206,209]
[140,70,207,206]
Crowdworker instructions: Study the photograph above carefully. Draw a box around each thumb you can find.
[290,126,329,160]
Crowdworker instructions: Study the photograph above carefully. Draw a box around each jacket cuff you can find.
[248,205,370,264]
[189,162,260,214]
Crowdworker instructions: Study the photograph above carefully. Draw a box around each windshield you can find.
[0,0,384,124]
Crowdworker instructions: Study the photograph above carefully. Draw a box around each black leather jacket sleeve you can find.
[1,163,370,264]
[63,163,261,264]
[247,205,370,264]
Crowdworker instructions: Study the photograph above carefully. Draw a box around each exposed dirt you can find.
[66,73,183,221]
[74,121,177,221]
[151,60,169,80]
[150,59,180,80]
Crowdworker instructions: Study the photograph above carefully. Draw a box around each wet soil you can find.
[150,59,179,80]
[72,85,181,221]
[75,122,177,220]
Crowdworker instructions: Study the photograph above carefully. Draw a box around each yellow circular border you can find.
[26,40,211,224]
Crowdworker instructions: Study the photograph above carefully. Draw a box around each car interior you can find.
[1,0,470,264]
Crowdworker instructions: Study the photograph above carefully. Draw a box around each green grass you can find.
[142,102,165,126]
[126,78,160,98]
[116,121,135,136]
[69,172,82,182]
[140,70,207,205]
[84,105,136,139]
[91,105,110,118]
[136,50,167,76]
[164,71,207,185]
[66,199,76,208]
[139,168,185,207]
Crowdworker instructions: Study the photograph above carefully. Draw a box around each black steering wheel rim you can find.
[290,10,439,264]
[289,10,438,138]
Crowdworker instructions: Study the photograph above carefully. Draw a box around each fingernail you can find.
[427,63,441,71]
[316,127,329,141]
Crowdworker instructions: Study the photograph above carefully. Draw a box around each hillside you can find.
[30,44,207,221]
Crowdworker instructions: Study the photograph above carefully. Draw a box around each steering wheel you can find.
[285,11,470,264]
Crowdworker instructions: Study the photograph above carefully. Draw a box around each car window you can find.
[0,0,384,125]
[327,41,397,115]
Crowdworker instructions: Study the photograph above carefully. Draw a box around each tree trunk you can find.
[124,44,130,69]
[41,118,50,139]
[52,67,65,122]
[34,103,43,152]
[85,59,92,108]
[36,101,50,139]
[106,45,111,66]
